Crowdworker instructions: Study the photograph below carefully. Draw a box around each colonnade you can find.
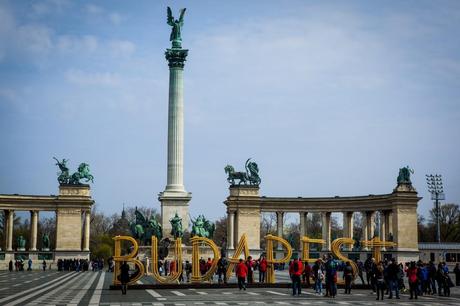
[2,209,91,252]
[226,209,393,252]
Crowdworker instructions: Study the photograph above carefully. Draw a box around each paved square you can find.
[0,270,459,305]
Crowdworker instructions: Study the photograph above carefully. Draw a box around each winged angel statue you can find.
[167,7,186,48]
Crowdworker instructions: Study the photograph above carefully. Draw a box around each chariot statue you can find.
[129,208,162,245]
[54,157,94,185]
[397,166,414,185]
[167,7,186,48]
[170,212,183,239]
[225,158,261,186]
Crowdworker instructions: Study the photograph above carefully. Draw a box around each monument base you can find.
[159,191,191,239]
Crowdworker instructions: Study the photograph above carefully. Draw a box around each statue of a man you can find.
[170,213,183,239]
[17,236,26,249]
[42,234,50,249]
[167,7,186,47]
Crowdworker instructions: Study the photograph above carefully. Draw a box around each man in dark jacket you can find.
[387,258,400,299]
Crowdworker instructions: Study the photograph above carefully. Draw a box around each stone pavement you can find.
[0,270,459,306]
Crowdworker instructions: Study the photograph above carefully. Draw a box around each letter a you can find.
[226,233,250,280]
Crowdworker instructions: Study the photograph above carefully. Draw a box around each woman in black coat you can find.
[120,261,130,295]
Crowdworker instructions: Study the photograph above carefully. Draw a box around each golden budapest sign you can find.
[112,234,395,285]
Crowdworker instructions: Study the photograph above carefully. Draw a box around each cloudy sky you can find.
[0,0,459,222]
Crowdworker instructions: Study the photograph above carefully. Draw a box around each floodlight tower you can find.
[425,174,445,244]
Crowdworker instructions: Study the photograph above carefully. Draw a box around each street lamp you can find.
[425,174,445,244]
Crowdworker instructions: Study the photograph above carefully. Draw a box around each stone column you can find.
[30,211,38,251]
[343,212,353,250]
[159,46,192,238]
[7,210,14,251]
[362,212,369,251]
[380,211,387,251]
[299,212,306,252]
[367,211,375,239]
[322,212,331,251]
[83,210,90,251]
[276,211,284,250]
[227,211,235,250]
[385,211,392,241]
[299,212,307,238]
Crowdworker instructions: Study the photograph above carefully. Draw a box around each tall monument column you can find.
[159,7,191,238]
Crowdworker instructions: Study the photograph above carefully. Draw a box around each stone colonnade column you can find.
[362,212,369,251]
[227,211,235,250]
[299,212,307,252]
[322,212,331,251]
[380,211,387,251]
[343,212,354,250]
[276,211,284,250]
[30,210,38,251]
[367,211,375,239]
[6,210,14,251]
[384,211,391,241]
[299,212,307,237]
[83,210,90,251]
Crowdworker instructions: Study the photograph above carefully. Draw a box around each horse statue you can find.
[397,166,414,185]
[224,165,248,185]
[53,157,70,184]
[170,213,184,239]
[129,208,162,245]
[145,218,162,244]
[225,158,261,186]
[203,218,215,239]
[69,163,94,185]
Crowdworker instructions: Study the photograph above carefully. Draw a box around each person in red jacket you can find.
[259,255,268,283]
[236,258,248,290]
[407,261,419,300]
[289,257,304,296]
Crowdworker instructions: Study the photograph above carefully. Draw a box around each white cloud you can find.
[85,3,124,25]
[85,4,103,15]
[109,12,123,25]
[56,35,99,53]
[65,69,121,86]
[109,40,136,57]
[32,0,71,16]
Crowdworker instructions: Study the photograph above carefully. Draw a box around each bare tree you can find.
[428,203,460,242]
[213,216,227,248]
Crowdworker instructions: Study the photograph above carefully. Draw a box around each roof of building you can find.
[419,242,460,250]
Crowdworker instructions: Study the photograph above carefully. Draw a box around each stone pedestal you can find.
[230,186,261,251]
[159,192,191,238]
[55,185,91,251]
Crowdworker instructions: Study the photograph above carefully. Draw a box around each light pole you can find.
[426,174,445,244]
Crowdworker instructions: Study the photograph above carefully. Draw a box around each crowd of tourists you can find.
[152,254,460,299]
[363,258,457,300]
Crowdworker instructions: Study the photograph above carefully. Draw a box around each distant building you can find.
[419,242,460,268]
